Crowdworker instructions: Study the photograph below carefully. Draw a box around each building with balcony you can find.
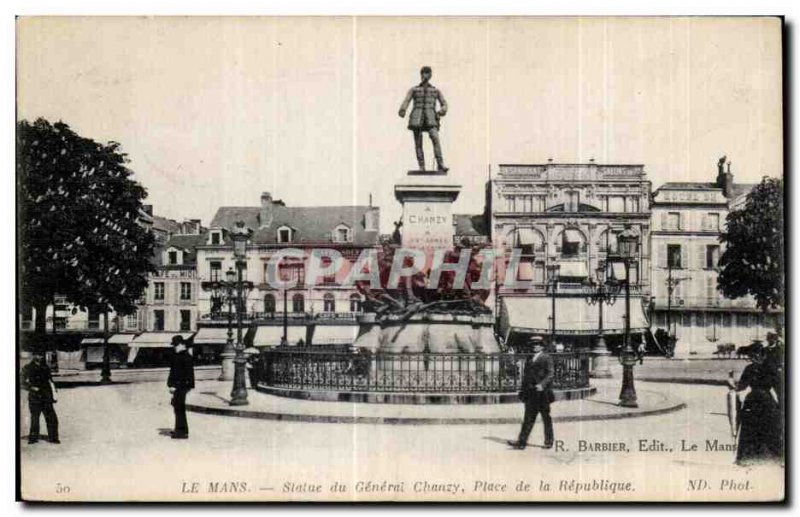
[651,157,778,356]
[195,192,381,349]
[489,162,652,350]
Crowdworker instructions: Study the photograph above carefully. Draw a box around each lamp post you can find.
[608,226,639,408]
[546,264,561,350]
[207,267,237,381]
[229,221,253,406]
[583,261,618,378]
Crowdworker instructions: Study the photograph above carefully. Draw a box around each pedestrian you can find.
[507,337,555,450]
[20,349,60,444]
[728,343,782,465]
[167,336,194,439]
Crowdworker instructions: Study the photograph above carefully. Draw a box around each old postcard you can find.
[16,16,785,502]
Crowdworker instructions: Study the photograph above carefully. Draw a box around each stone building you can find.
[650,158,779,356]
[489,162,652,351]
[195,192,381,351]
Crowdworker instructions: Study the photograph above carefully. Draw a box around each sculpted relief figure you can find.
[398,66,449,172]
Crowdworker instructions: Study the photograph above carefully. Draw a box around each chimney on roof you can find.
[715,156,735,198]
[259,192,274,228]
[180,219,201,235]
[365,206,380,232]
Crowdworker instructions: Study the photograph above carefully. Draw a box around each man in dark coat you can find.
[20,350,59,444]
[167,336,195,439]
[508,337,555,449]
[398,66,449,172]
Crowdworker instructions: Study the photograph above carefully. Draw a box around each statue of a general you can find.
[398,66,448,172]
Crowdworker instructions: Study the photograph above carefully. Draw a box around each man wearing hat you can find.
[167,336,195,439]
[20,350,59,444]
[508,336,555,450]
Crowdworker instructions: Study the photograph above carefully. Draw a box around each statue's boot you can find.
[437,161,449,173]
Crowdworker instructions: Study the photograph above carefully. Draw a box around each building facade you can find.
[195,192,381,349]
[489,162,652,350]
[650,158,778,356]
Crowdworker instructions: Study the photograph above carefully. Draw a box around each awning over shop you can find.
[130,332,195,348]
[311,325,359,346]
[516,228,538,246]
[563,229,583,243]
[500,296,650,339]
[108,333,137,345]
[80,337,105,345]
[558,261,587,278]
[253,326,307,347]
[193,327,233,345]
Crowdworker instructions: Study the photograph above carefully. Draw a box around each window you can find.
[154,282,165,301]
[180,310,191,331]
[608,196,625,212]
[279,263,305,286]
[292,293,305,313]
[278,226,293,243]
[696,312,705,328]
[210,261,222,281]
[349,294,362,312]
[126,312,138,329]
[667,212,681,231]
[534,196,547,212]
[705,245,720,270]
[705,213,720,231]
[168,250,178,265]
[321,256,336,285]
[565,192,580,212]
[180,282,192,301]
[334,225,351,243]
[211,232,221,245]
[153,310,165,331]
[628,197,640,213]
[722,313,732,328]
[667,245,682,269]
[561,230,583,257]
[323,293,336,312]
[264,294,276,313]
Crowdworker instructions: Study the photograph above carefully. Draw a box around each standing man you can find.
[508,337,555,450]
[167,336,194,439]
[398,66,449,172]
[20,350,59,444]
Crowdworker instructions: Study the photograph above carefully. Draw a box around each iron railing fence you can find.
[257,350,590,393]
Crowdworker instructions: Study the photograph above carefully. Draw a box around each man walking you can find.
[167,336,194,439]
[398,66,449,172]
[508,337,554,450]
[21,350,59,444]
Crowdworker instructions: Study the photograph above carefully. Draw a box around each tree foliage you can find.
[718,177,784,313]
[18,118,156,332]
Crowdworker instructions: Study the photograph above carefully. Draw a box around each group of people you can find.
[21,330,784,466]
[20,335,197,443]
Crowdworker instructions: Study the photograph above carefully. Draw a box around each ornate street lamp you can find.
[230,221,253,406]
[203,267,237,380]
[608,226,639,408]
[546,264,561,350]
[583,261,619,378]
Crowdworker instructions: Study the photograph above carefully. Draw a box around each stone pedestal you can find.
[394,170,461,248]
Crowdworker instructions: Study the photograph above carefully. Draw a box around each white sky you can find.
[17,16,783,232]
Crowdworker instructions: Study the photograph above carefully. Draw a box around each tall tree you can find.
[17,118,156,335]
[718,177,784,319]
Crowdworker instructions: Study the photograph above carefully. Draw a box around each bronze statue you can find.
[398,66,448,172]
